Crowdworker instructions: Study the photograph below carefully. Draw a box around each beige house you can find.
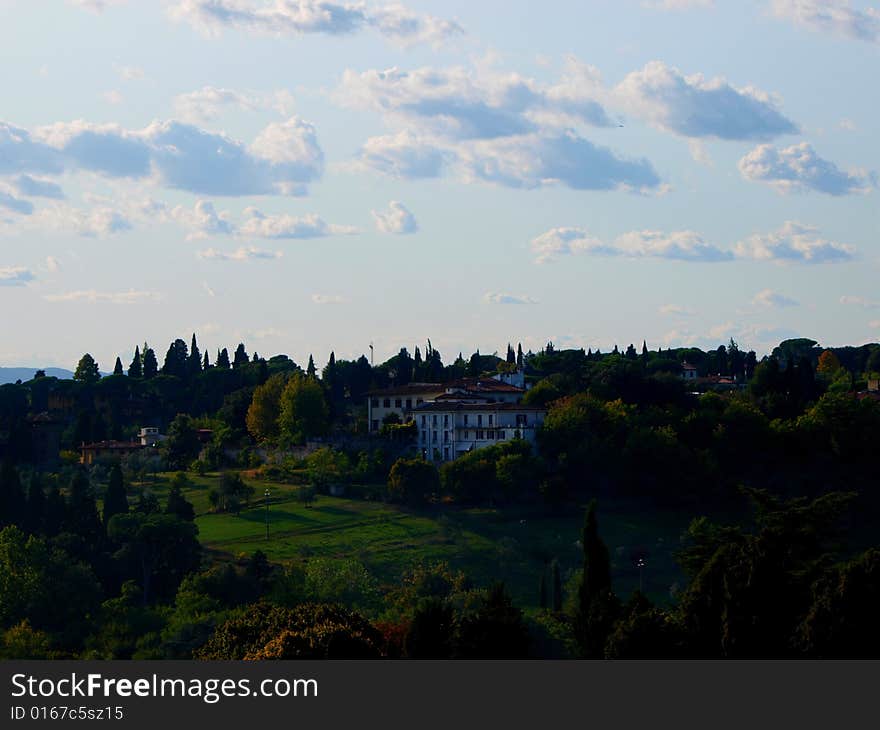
[367,383,447,432]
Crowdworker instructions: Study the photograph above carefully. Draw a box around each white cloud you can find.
[659,304,696,316]
[531,227,614,263]
[614,60,798,140]
[2,116,324,197]
[372,200,418,234]
[483,292,538,305]
[533,222,853,265]
[531,227,730,264]
[643,0,713,8]
[734,221,855,263]
[173,86,295,123]
[168,0,463,47]
[770,0,880,44]
[202,281,216,297]
[312,294,347,304]
[45,256,61,273]
[839,118,857,131]
[738,142,874,195]
[0,267,35,286]
[67,0,127,12]
[44,289,161,304]
[753,289,799,308]
[102,90,124,105]
[840,295,880,309]
[0,188,34,215]
[113,63,145,81]
[35,204,133,236]
[355,131,451,179]
[197,246,283,261]
[239,209,358,238]
[171,200,236,239]
[13,175,64,199]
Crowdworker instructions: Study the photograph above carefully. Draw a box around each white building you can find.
[138,426,164,446]
[681,363,698,381]
[411,402,547,463]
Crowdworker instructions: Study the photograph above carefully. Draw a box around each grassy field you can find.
[137,472,694,608]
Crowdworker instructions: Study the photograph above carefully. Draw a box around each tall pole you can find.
[264,488,270,540]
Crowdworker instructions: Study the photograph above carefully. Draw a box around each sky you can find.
[1,0,878,371]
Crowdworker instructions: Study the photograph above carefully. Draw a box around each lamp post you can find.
[264,488,271,541]
[636,557,646,594]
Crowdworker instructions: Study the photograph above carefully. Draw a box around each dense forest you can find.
[0,334,879,659]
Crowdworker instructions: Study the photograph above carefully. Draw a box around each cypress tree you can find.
[188,334,202,376]
[516,343,524,368]
[128,345,142,378]
[142,345,158,379]
[216,348,230,370]
[506,343,515,364]
[103,463,129,528]
[574,501,618,657]
[307,355,316,378]
[166,476,195,522]
[203,351,210,370]
[113,356,124,375]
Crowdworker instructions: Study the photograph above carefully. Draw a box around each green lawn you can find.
[137,473,693,608]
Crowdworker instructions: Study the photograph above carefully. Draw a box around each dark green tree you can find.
[141,345,158,380]
[188,334,202,377]
[306,354,316,378]
[24,474,45,535]
[573,501,618,657]
[165,473,196,522]
[113,357,124,376]
[233,344,249,369]
[0,462,25,528]
[128,346,142,378]
[162,339,189,379]
[103,463,129,528]
[73,354,100,383]
[161,414,201,469]
[551,559,563,612]
[216,348,231,370]
[404,598,455,658]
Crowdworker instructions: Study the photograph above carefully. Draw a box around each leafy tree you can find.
[165,473,196,522]
[278,372,329,444]
[103,463,129,527]
[74,354,100,383]
[457,583,530,658]
[63,468,102,548]
[0,461,25,528]
[108,512,200,605]
[245,373,288,442]
[208,472,254,514]
[141,345,158,380]
[233,344,249,369]
[404,598,455,659]
[387,457,439,505]
[604,592,682,659]
[162,339,189,379]
[216,348,231,370]
[161,414,201,469]
[128,346,142,378]
[197,602,383,659]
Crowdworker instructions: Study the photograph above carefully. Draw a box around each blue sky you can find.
[1,0,878,370]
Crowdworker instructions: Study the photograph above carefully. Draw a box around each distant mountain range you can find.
[0,367,74,385]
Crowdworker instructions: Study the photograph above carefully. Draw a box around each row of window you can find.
[371,397,425,409]
[419,414,529,428]
[420,430,508,444]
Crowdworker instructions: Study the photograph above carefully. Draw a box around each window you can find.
[499,431,506,440]
[421,415,426,427]
[444,447,450,461]
[477,430,484,440]
[477,414,483,426]
[371,398,379,408]
[443,414,449,427]
[432,431,437,443]
[395,398,402,408]
[432,415,438,426]
[464,414,469,425]
[371,420,379,432]
[406,399,412,409]
[464,431,470,439]
[444,430,450,443]
[488,414,493,426]
[416,398,423,405]
[516,414,528,427]
[383,398,391,408]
